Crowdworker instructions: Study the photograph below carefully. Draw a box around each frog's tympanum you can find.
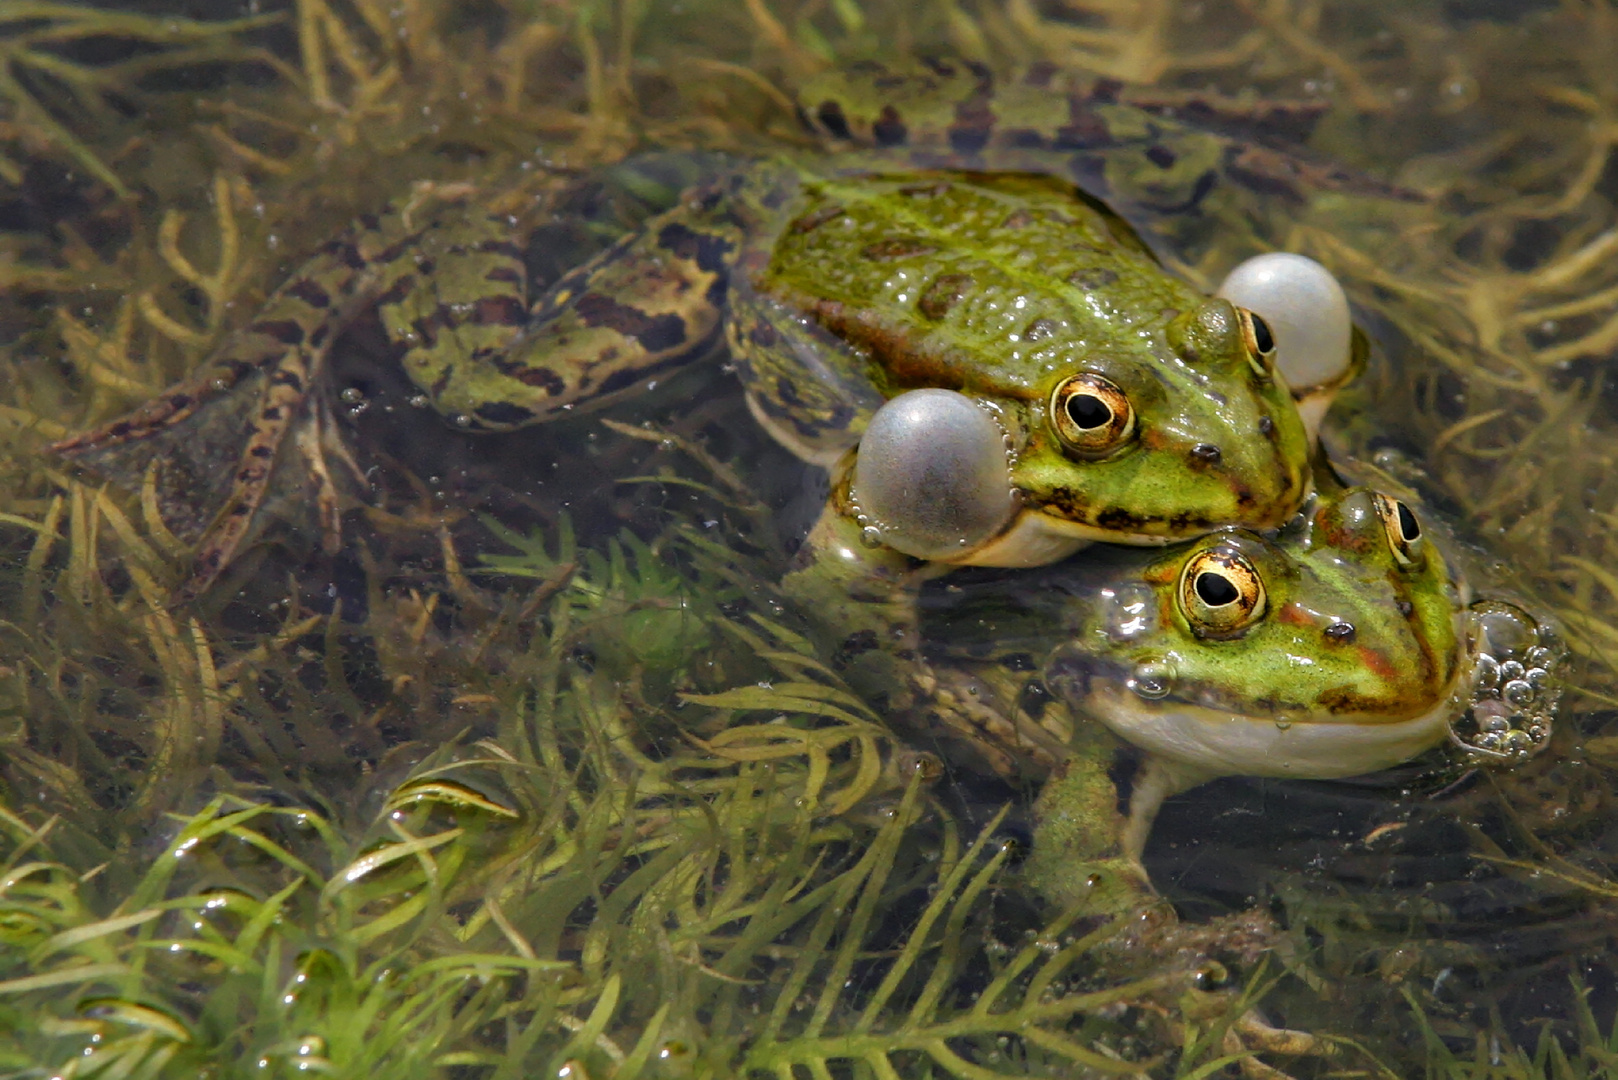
[50,60,1374,703]
[920,480,1564,916]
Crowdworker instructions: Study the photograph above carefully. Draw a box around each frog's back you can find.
[751,169,1197,399]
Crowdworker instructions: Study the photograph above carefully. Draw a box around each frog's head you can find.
[846,298,1315,565]
[991,296,1312,556]
[1044,486,1467,780]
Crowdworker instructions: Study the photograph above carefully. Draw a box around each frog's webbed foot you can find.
[1104,909,1336,1080]
[907,662,1069,780]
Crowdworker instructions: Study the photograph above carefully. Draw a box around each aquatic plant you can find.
[0,485,1283,1076]
[4,0,1618,1076]
[0,3,279,197]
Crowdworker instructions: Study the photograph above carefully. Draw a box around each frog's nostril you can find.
[1324,620,1356,644]
[1190,442,1222,466]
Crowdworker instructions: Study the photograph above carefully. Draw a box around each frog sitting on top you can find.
[50,60,1377,706]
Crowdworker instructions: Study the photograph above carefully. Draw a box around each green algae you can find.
[3,0,1618,1076]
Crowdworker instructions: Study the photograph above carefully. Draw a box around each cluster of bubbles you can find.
[1448,600,1565,764]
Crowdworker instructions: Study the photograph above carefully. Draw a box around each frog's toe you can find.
[1217,253,1352,394]
[1222,1013,1340,1080]
[851,389,1015,561]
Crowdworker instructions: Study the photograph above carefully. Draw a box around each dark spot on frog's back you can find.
[873,105,907,147]
[833,629,878,666]
[476,295,527,326]
[791,204,847,234]
[1096,506,1153,532]
[1022,61,1057,89]
[950,95,994,154]
[253,320,305,345]
[1056,97,1111,150]
[918,273,974,320]
[1023,318,1057,341]
[1067,267,1117,291]
[862,238,937,261]
[1145,144,1178,169]
[655,222,733,273]
[747,320,780,348]
[286,278,331,309]
[474,401,536,427]
[573,293,687,352]
[500,364,565,395]
[815,100,852,140]
[1323,621,1356,644]
[320,238,367,270]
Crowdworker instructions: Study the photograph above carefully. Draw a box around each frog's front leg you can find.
[783,496,1075,779]
[1024,727,1161,917]
[779,503,943,714]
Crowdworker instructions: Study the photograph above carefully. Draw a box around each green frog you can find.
[916,476,1564,915]
[51,60,1381,675]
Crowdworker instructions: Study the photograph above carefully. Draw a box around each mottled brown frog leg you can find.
[801,60,1418,211]
[53,188,478,601]
[726,282,886,468]
[174,342,317,602]
[404,183,743,431]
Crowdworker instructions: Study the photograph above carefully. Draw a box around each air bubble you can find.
[1216,252,1352,389]
[1128,660,1174,700]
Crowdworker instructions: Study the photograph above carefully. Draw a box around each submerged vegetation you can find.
[2,0,1618,1075]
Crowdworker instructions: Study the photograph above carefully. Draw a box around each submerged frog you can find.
[917,478,1563,914]
[51,60,1376,672]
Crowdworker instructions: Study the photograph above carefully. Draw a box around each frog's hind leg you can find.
[171,342,320,602]
[51,236,378,600]
[404,193,741,432]
[52,208,449,601]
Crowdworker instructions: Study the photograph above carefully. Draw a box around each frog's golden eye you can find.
[1050,373,1135,458]
[1178,548,1267,638]
[1236,308,1277,376]
[1372,492,1424,568]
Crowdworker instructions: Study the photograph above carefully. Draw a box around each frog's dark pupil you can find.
[1396,502,1421,542]
[1195,572,1240,607]
[1250,313,1275,354]
[1068,393,1112,430]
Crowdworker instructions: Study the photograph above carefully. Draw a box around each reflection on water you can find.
[2,0,1617,1075]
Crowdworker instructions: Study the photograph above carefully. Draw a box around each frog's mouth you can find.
[1045,651,1471,781]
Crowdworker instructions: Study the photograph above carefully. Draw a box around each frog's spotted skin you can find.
[51,60,1392,610]
[917,480,1533,914]
[795,59,1415,220]
[924,476,1564,918]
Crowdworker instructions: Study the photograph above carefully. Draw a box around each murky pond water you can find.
[2,1,1618,1076]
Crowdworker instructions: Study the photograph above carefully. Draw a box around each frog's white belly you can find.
[1088,673,1466,780]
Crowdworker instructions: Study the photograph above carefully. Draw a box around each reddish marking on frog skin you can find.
[1277,602,1314,627]
[1357,645,1399,684]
